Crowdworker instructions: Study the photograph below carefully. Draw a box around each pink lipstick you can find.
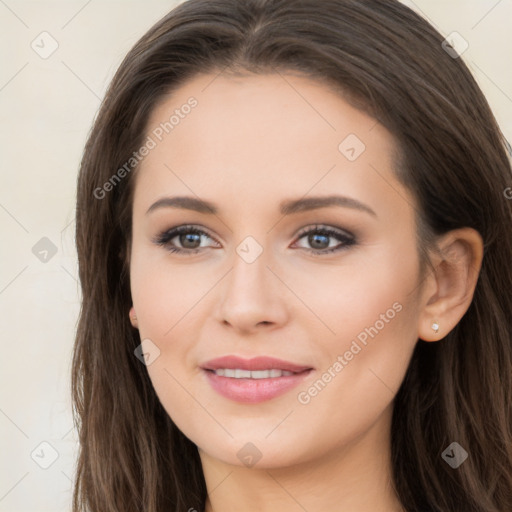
[201,355,313,403]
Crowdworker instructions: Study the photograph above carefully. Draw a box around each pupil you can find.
[181,233,200,248]
[310,233,329,249]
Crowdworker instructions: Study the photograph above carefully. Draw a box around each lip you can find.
[201,356,314,404]
[201,355,313,373]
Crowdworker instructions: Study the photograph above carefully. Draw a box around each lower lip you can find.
[203,369,313,403]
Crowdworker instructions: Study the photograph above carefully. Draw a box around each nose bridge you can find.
[215,234,288,330]
[228,235,273,301]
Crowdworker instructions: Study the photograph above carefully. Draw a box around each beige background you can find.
[1,1,511,510]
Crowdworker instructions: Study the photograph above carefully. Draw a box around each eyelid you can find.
[294,223,355,240]
[152,224,221,247]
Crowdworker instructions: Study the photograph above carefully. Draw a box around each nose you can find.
[214,244,289,334]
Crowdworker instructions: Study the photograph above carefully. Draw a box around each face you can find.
[129,72,425,469]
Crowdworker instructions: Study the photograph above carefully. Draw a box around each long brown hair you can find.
[72,1,512,510]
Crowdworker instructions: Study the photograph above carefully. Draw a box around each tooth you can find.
[212,368,297,378]
[251,370,270,379]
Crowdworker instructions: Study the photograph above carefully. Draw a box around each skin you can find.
[128,72,483,512]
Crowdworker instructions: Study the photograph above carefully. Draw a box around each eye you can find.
[293,225,356,255]
[153,225,220,254]
[153,224,356,256]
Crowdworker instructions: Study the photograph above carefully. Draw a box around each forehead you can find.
[134,72,410,221]
[145,71,395,160]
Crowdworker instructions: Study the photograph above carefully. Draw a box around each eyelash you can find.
[153,224,356,256]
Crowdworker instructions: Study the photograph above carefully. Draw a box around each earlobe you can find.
[417,228,483,342]
[129,306,138,328]
[418,317,443,342]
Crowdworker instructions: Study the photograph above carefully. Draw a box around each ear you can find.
[129,306,138,329]
[417,227,483,342]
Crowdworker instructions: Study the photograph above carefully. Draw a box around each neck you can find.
[200,405,404,512]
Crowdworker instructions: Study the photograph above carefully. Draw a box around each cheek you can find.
[307,251,419,410]
[129,254,213,426]
[291,243,419,347]
[293,237,420,406]
[289,275,419,461]
[130,251,218,338]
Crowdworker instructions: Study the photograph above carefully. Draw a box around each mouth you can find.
[200,356,314,403]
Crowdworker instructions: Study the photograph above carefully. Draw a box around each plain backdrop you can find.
[1,1,511,510]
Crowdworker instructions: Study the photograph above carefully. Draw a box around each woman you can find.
[71,0,512,511]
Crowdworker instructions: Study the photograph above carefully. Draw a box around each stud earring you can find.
[431,321,439,334]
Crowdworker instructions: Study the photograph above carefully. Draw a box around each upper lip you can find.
[201,356,313,373]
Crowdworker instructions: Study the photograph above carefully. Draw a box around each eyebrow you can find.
[146,195,377,217]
